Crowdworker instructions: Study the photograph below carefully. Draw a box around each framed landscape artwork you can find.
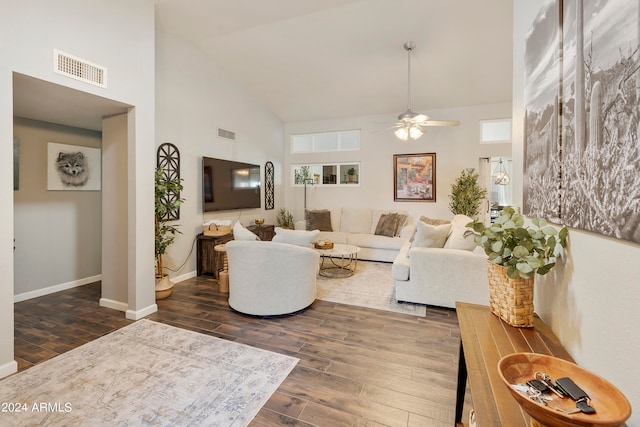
[393,153,436,202]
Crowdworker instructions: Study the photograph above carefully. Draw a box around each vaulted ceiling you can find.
[154,0,514,123]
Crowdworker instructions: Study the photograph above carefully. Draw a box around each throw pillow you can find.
[272,227,320,247]
[443,214,476,251]
[412,221,451,248]
[419,215,451,226]
[395,213,409,237]
[233,221,259,241]
[305,209,333,231]
[374,213,399,237]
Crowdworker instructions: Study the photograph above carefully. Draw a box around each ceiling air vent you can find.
[54,49,107,88]
[218,128,236,140]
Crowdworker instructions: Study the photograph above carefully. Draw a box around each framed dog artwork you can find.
[47,142,101,191]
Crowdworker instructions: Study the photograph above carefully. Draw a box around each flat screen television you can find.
[202,157,261,212]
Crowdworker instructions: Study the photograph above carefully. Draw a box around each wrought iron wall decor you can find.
[265,161,275,210]
[156,142,181,220]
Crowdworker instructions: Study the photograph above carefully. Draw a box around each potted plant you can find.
[276,208,294,229]
[346,167,357,183]
[155,167,184,299]
[449,168,487,218]
[467,207,569,327]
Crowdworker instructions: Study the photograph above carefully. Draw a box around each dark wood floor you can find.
[14,275,470,426]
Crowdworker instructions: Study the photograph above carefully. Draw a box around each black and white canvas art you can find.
[524,0,640,244]
[523,0,562,222]
[47,142,101,191]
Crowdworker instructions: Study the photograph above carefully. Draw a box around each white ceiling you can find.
[13,1,513,131]
[154,0,514,123]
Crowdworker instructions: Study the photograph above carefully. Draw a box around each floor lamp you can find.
[303,179,314,210]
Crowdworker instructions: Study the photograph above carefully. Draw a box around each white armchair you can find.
[224,240,320,316]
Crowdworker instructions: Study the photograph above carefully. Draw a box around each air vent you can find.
[218,128,236,140]
[54,49,107,88]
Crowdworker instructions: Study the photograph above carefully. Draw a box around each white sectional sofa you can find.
[391,214,490,308]
[295,207,413,262]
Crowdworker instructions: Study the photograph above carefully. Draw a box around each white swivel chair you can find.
[225,240,319,316]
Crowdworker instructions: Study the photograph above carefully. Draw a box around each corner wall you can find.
[154,30,285,278]
[0,0,156,377]
[514,2,640,423]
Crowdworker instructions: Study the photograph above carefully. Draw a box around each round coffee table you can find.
[315,243,361,278]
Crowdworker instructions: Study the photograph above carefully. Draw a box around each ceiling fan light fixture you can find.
[394,126,409,141]
[393,41,458,141]
[409,125,423,140]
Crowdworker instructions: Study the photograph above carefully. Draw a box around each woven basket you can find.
[203,224,231,237]
[487,262,535,328]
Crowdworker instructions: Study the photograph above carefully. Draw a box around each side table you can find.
[246,224,275,241]
[214,244,229,293]
[196,233,233,276]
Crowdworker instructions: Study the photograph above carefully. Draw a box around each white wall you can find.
[284,103,512,222]
[155,31,285,279]
[13,118,102,298]
[0,0,156,378]
[514,2,640,424]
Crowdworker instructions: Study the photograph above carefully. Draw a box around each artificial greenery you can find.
[155,167,184,277]
[276,208,294,229]
[468,207,569,279]
[449,168,487,218]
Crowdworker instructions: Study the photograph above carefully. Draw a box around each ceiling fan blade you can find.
[423,120,460,127]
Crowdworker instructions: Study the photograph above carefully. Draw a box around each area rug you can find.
[0,319,297,426]
[316,261,427,316]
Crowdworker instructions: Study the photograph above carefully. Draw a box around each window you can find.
[291,130,360,153]
[292,163,360,186]
[480,119,511,144]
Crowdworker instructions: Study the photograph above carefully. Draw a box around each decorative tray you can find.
[498,352,631,427]
[314,241,334,250]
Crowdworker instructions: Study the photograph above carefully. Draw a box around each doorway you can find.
[478,157,513,224]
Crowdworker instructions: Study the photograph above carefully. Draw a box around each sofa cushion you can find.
[340,208,372,234]
[272,227,320,247]
[374,213,399,237]
[348,233,405,251]
[412,221,451,248]
[391,241,411,281]
[233,221,259,241]
[316,231,349,244]
[305,209,333,231]
[443,214,476,251]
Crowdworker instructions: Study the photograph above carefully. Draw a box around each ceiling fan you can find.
[394,41,459,141]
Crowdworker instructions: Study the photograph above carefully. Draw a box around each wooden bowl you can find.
[498,353,631,427]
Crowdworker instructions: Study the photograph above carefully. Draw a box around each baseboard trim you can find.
[14,275,102,303]
[173,270,197,284]
[126,303,158,320]
[99,298,128,312]
[0,360,18,380]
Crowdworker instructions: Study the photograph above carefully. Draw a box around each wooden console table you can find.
[455,302,574,426]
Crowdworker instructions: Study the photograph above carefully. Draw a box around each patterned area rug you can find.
[317,260,427,316]
[0,319,297,426]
